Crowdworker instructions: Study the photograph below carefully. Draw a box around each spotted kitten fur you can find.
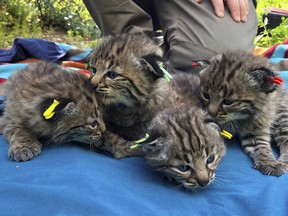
[0,61,106,162]
[87,34,226,189]
[199,51,288,176]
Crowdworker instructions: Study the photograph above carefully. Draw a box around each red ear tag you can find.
[264,76,283,85]
[273,76,283,85]
[191,62,199,67]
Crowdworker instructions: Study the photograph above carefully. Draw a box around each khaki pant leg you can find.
[154,0,259,72]
[83,0,154,36]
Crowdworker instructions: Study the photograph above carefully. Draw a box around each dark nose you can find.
[197,179,209,187]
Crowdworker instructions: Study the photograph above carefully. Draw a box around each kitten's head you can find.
[39,93,106,146]
[87,33,165,108]
[198,51,279,126]
[142,107,226,190]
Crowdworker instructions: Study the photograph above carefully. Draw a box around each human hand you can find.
[194,0,249,23]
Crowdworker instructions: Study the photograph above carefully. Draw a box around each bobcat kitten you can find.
[140,73,226,189]
[0,61,106,162]
[87,33,170,155]
[199,51,288,176]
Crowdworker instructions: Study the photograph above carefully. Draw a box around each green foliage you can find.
[255,0,288,47]
[1,0,287,48]
[0,0,100,48]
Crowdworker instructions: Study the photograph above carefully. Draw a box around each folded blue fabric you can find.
[0,38,67,63]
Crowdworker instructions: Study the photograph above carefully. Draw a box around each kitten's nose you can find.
[197,179,209,187]
[208,104,218,116]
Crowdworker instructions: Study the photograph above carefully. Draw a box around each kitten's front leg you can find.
[4,127,42,162]
[274,114,288,166]
[240,133,288,176]
[102,131,144,159]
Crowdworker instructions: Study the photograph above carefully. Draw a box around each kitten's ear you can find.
[41,98,73,120]
[141,129,165,155]
[192,60,211,69]
[137,54,169,78]
[249,68,282,93]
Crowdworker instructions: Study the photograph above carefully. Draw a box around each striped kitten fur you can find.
[142,76,226,189]
[88,35,226,189]
[87,33,170,156]
[199,51,288,176]
[0,61,106,161]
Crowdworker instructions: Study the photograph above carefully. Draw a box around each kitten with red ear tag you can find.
[199,51,288,176]
[0,61,105,162]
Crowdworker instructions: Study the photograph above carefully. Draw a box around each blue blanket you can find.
[0,40,288,216]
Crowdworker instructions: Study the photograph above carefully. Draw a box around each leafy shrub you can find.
[255,1,288,47]
[0,0,100,48]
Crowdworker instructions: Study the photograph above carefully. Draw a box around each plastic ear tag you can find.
[264,76,283,85]
[220,130,233,140]
[158,62,173,82]
[130,133,150,149]
[43,99,60,120]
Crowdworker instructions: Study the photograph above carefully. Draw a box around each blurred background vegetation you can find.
[0,0,287,49]
[0,0,100,48]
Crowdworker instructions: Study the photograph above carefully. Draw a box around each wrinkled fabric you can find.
[0,38,67,63]
[0,40,288,216]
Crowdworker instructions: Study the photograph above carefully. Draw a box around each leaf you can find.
[264,17,269,26]
[254,34,264,44]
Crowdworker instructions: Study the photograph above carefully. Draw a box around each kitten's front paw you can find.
[9,143,41,162]
[254,161,288,176]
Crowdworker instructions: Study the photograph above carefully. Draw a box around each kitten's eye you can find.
[90,120,99,128]
[206,155,215,164]
[178,165,189,172]
[202,92,210,101]
[223,99,233,106]
[88,65,97,75]
[106,71,118,79]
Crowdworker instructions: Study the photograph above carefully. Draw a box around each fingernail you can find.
[217,10,224,17]
[241,16,247,23]
[234,16,240,22]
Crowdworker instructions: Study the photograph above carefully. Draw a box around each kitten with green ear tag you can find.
[140,106,226,190]
[0,61,106,162]
[199,51,288,176]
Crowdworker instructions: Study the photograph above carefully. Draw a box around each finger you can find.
[226,0,241,22]
[239,0,249,22]
[194,0,202,3]
[211,0,225,18]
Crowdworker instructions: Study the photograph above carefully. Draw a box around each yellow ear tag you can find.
[43,99,60,120]
[130,133,150,149]
[220,130,233,140]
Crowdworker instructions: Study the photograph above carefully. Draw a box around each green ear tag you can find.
[130,133,150,149]
[158,62,173,82]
